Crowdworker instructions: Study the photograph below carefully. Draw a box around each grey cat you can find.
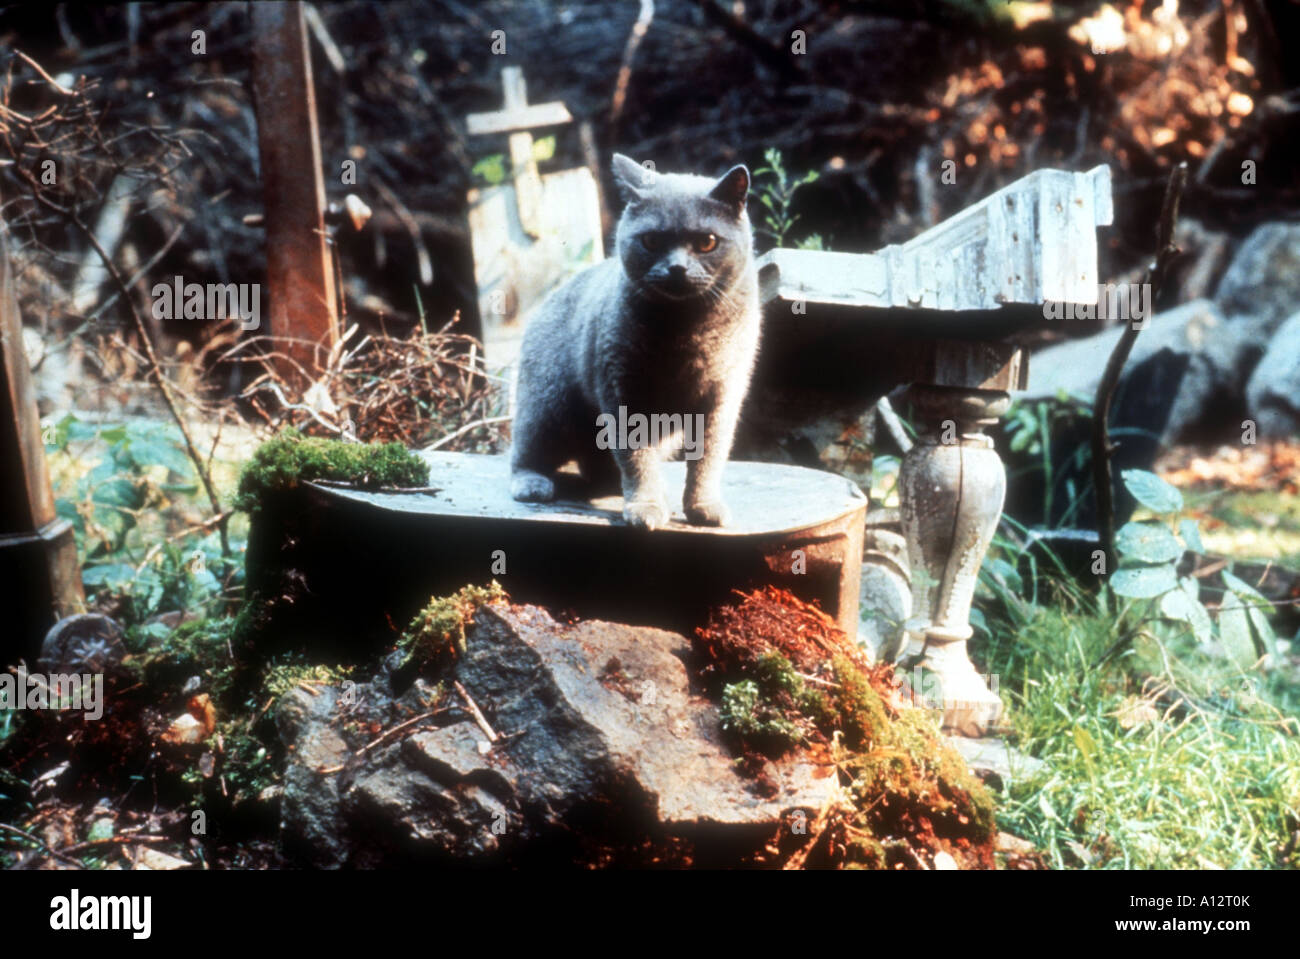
[509,153,760,530]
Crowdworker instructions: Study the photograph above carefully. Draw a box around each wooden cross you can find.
[467,67,573,240]
[464,68,603,387]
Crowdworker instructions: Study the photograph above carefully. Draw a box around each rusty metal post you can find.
[251,0,338,391]
[0,217,83,661]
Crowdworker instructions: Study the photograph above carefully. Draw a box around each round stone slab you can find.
[250,452,866,648]
[312,451,865,538]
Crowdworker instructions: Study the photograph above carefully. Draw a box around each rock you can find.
[278,605,835,867]
[37,614,126,676]
[859,521,910,663]
[1025,299,1260,445]
[132,848,191,870]
[945,735,1046,790]
[932,850,959,870]
[1215,222,1300,331]
[1245,311,1300,438]
[276,685,351,869]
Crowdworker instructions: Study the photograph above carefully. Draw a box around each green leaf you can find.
[128,438,192,475]
[984,557,1023,594]
[1073,726,1098,782]
[471,154,506,186]
[1219,606,1257,670]
[91,477,143,509]
[1111,563,1179,598]
[1121,469,1183,514]
[1179,519,1205,554]
[1222,571,1277,657]
[1221,570,1273,614]
[531,135,556,163]
[1115,522,1184,563]
[1160,578,1213,643]
[80,563,136,589]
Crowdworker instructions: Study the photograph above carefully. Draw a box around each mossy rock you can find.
[398,581,509,673]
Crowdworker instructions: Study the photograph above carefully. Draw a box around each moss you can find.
[719,679,803,751]
[830,654,891,750]
[233,428,430,513]
[398,581,508,671]
[262,660,355,702]
[210,718,279,805]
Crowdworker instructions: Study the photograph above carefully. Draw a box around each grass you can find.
[1189,488,1300,572]
[976,580,1300,869]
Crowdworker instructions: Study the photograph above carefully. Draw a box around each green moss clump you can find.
[233,428,430,512]
[399,581,508,671]
[262,660,355,702]
[720,679,803,750]
[830,654,892,750]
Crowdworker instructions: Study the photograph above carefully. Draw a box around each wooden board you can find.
[757,165,1113,313]
[467,167,603,384]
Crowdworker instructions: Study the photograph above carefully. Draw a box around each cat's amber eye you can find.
[695,233,719,253]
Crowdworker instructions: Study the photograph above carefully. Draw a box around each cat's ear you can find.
[612,153,656,202]
[709,164,750,216]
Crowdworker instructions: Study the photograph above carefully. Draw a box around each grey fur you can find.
[510,153,761,530]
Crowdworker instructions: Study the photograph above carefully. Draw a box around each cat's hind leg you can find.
[510,401,563,503]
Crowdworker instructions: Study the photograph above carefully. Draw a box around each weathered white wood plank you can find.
[758,165,1113,312]
[466,101,574,135]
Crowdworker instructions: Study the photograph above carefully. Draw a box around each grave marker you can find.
[465,68,603,387]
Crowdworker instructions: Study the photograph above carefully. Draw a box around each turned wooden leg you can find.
[897,385,1009,735]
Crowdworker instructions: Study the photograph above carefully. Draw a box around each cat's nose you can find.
[668,264,687,282]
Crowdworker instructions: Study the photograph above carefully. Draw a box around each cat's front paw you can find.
[684,499,730,527]
[511,471,556,502]
[623,499,670,530]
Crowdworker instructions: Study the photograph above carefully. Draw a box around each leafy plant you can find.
[752,147,819,247]
[42,414,243,624]
[1110,468,1277,667]
[471,135,556,186]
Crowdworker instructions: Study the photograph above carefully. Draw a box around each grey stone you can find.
[1215,222,1300,331]
[1245,311,1300,438]
[276,685,350,869]
[278,605,834,866]
[1025,299,1260,444]
[945,735,1046,790]
[859,525,910,663]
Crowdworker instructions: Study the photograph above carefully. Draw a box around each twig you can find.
[610,0,655,129]
[358,707,450,756]
[15,51,74,95]
[1091,162,1187,582]
[687,0,809,83]
[16,163,232,556]
[0,822,85,867]
[782,785,842,870]
[374,175,433,287]
[876,396,913,454]
[58,834,175,856]
[425,415,511,451]
[454,680,498,743]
